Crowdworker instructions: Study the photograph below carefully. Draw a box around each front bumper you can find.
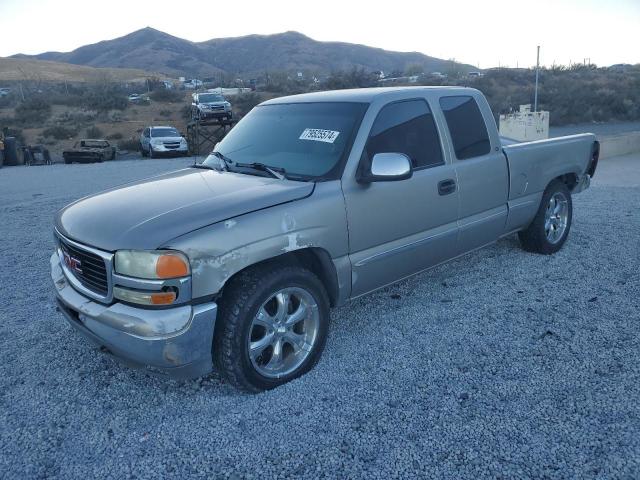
[51,253,217,379]
[150,144,189,154]
[198,110,232,120]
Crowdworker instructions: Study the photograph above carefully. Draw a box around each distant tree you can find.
[404,63,424,76]
[324,68,379,90]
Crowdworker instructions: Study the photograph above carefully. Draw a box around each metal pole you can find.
[534,46,540,112]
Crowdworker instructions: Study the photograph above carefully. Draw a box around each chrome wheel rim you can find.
[544,192,569,244]
[248,287,319,379]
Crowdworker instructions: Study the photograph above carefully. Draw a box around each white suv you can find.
[140,126,188,158]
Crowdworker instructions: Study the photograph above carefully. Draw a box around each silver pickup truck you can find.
[51,87,599,391]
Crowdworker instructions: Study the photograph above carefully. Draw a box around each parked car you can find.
[183,79,203,89]
[0,88,11,97]
[62,139,116,164]
[51,87,599,391]
[127,93,148,104]
[191,92,233,124]
[139,126,188,158]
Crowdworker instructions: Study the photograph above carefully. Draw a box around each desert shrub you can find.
[0,95,17,108]
[83,85,128,111]
[117,138,140,151]
[150,88,182,103]
[42,125,77,140]
[55,110,97,126]
[14,96,52,125]
[106,132,123,140]
[85,125,103,138]
[47,92,85,108]
[159,109,173,117]
[324,68,379,90]
[181,105,192,120]
[231,93,262,117]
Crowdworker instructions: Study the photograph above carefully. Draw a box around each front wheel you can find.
[215,264,330,392]
[518,180,573,254]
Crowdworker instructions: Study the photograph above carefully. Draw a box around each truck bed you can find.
[503,133,598,200]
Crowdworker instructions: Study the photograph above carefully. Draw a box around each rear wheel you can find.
[518,180,572,254]
[215,264,330,392]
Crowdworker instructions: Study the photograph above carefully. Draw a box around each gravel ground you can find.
[1,156,639,479]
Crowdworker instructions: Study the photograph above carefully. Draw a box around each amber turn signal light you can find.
[150,291,177,305]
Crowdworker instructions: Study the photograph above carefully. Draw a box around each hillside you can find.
[0,57,160,83]
[12,28,475,77]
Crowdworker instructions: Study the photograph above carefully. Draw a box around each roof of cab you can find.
[261,86,477,105]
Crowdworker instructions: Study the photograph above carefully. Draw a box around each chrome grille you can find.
[58,236,109,296]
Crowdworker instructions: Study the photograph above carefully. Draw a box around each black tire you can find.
[149,146,156,159]
[64,158,71,165]
[518,180,573,255]
[214,264,330,392]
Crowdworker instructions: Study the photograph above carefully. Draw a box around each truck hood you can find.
[55,168,314,251]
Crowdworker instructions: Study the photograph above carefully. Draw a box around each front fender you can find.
[166,181,350,300]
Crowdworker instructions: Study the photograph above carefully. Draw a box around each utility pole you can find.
[534,45,540,112]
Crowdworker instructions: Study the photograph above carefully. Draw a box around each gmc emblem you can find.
[62,251,83,274]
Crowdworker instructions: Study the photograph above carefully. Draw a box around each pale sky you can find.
[0,0,638,68]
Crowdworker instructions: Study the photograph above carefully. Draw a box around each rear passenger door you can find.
[439,95,509,252]
[343,99,459,297]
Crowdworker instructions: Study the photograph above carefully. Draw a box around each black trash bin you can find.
[4,137,19,166]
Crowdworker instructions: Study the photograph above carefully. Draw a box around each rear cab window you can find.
[439,96,491,160]
[366,99,444,169]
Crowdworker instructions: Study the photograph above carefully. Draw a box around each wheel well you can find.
[220,248,340,307]
[555,173,578,192]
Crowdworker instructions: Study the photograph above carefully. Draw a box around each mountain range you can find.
[11,28,475,78]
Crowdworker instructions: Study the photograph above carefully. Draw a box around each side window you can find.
[367,99,443,169]
[143,128,150,138]
[439,96,491,160]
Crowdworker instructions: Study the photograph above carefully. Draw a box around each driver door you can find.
[343,98,459,297]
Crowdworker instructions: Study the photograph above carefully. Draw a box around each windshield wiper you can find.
[209,151,234,171]
[191,163,218,171]
[235,162,286,180]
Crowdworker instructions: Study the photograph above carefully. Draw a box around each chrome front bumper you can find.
[51,253,217,379]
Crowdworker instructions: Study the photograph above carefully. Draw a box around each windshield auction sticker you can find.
[299,128,340,143]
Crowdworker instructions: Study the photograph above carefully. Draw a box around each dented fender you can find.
[166,181,351,301]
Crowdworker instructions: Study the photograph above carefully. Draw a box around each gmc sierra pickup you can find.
[51,87,599,391]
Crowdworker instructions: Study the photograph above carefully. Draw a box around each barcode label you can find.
[299,128,340,143]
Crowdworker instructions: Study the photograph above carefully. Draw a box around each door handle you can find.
[438,179,457,196]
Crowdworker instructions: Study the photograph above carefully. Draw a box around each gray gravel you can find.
[1,157,639,479]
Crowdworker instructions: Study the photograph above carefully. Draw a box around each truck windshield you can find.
[151,128,180,137]
[198,94,224,102]
[206,102,367,178]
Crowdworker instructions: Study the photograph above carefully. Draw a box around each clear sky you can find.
[0,0,638,68]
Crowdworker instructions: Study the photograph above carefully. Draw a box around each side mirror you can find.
[358,152,412,183]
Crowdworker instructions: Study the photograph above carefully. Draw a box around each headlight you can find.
[114,250,190,279]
